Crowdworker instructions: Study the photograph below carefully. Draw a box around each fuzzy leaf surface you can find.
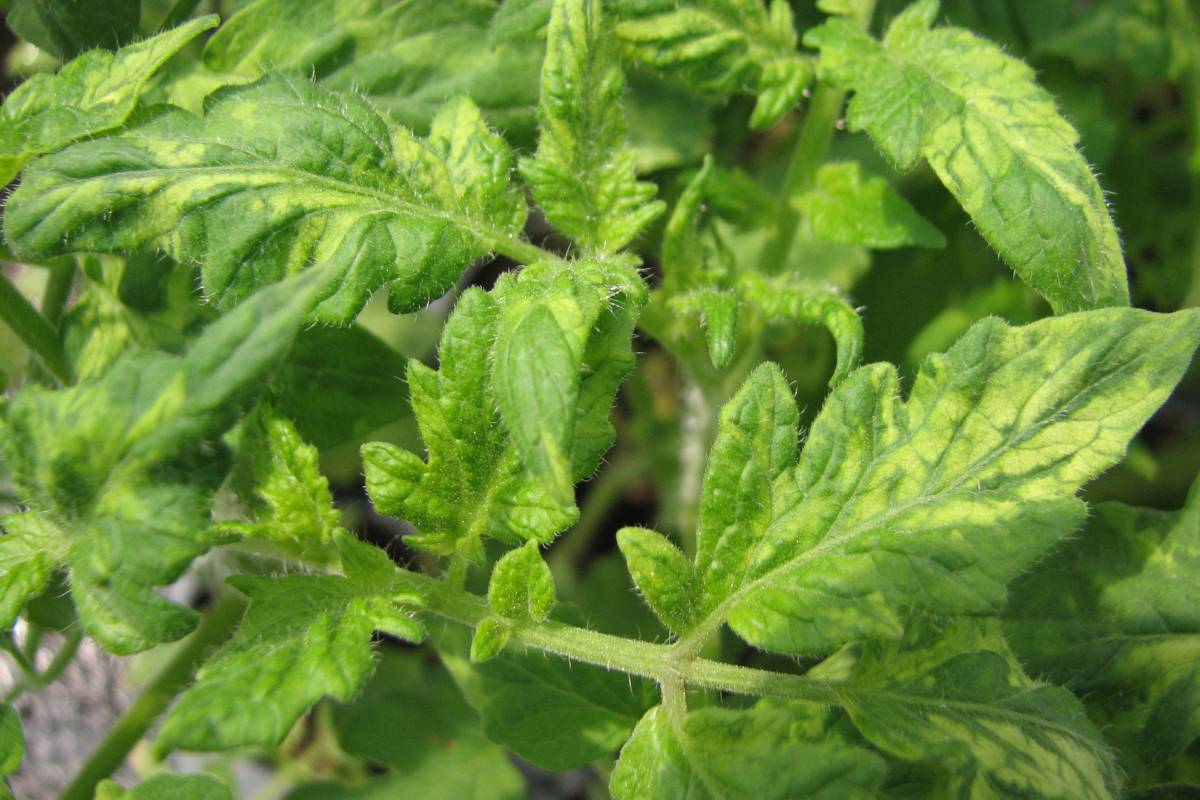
[488,540,556,621]
[157,534,424,752]
[1005,477,1200,765]
[0,16,217,186]
[204,0,542,135]
[624,309,1200,655]
[610,702,885,800]
[521,0,664,254]
[0,268,329,653]
[806,0,1129,313]
[796,161,945,249]
[5,77,526,323]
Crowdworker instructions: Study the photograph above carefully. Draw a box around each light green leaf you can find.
[5,77,526,323]
[834,621,1118,799]
[95,774,233,800]
[796,161,945,249]
[365,261,645,559]
[610,702,886,799]
[204,0,543,135]
[0,16,217,186]
[629,308,1200,655]
[218,409,341,564]
[616,526,698,635]
[805,0,1129,313]
[521,0,664,254]
[736,272,864,386]
[1005,477,1200,766]
[0,705,21,778]
[270,325,409,450]
[157,534,424,753]
[437,618,658,770]
[613,0,813,129]
[488,540,556,622]
[7,0,141,60]
[0,268,330,654]
[470,617,512,663]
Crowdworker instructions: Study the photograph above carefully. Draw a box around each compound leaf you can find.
[0,268,330,653]
[0,15,217,186]
[5,76,527,323]
[806,0,1129,313]
[1004,477,1200,767]
[613,0,812,129]
[623,308,1200,655]
[610,702,885,800]
[157,534,424,752]
[204,0,542,135]
[521,0,664,254]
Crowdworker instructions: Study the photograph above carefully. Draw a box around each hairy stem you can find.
[40,258,75,326]
[60,593,247,800]
[396,569,843,706]
[0,270,72,384]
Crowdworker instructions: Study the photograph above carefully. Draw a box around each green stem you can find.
[0,633,35,677]
[491,233,566,269]
[5,629,82,703]
[60,593,247,800]
[41,258,75,326]
[397,569,843,706]
[0,271,72,384]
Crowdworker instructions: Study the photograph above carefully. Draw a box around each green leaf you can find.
[736,272,864,386]
[218,408,341,564]
[437,617,658,770]
[95,774,233,800]
[325,649,525,800]
[796,161,946,249]
[269,325,408,450]
[0,15,217,186]
[7,0,141,60]
[805,0,1129,313]
[521,0,664,254]
[0,267,330,653]
[365,261,645,559]
[157,534,424,752]
[630,308,1200,655]
[5,77,527,324]
[613,0,813,129]
[834,620,1118,799]
[1004,477,1200,766]
[616,526,699,635]
[610,702,886,799]
[488,540,556,622]
[204,0,543,136]
[0,705,21,778]
[469,617,512,663]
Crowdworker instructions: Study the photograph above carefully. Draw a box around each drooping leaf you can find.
[204,0,543,136]
[95,774,233,800]
[437,618,658,770]
[1004,476,1200,767]
[805,0,1129,313]
[488,540,556,622]
[364,260,645,560]
[217,408,342,564]
[0,15,217,186]
[832,619,1119,799]
[613,0,813,129]
[610,702,886,799]
[156,534,425,752]
[270,325,409,450]
[0,267,331,653]
[5,77,527,323]
[521,0,664,254]
[796,161,946,249]
[622,308,1200,655]
[6,0,141,60]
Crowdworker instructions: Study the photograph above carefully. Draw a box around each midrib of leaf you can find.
[681,330,1143,653]
[26,162,563,270]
